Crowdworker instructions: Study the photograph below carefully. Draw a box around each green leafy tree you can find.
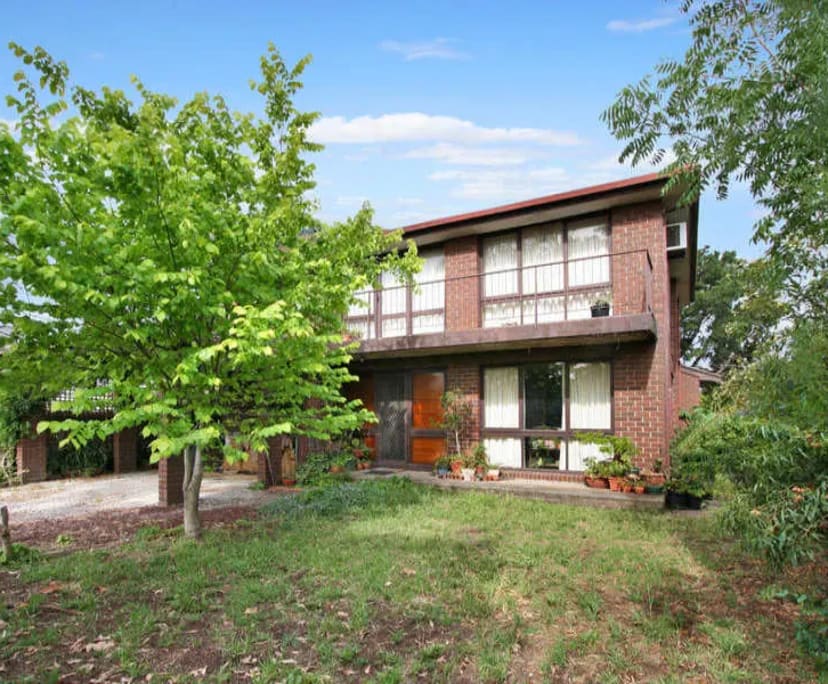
[681,247,780,371]
[0,44,417,538]
[602,0,828,320]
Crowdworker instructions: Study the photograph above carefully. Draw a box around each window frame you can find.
[480,359,614,471]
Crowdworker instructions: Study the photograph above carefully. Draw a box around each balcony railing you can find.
[346,249,653,341]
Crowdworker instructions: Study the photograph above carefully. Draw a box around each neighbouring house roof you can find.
[680,364,723,385]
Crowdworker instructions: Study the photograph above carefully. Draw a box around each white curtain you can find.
[484,438,522,468]
[568,223,609,287]
[412,250,445,334]
[567,440,603,472]
[567,287,611,320]
[483,235,520,327]
[569,362,611,429]
[347,289,374,339]
[381,271,407,338]
[522,225,563,294]
[484,367,519,428]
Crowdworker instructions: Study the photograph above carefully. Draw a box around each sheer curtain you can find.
[412,249,445,334]
[567,441,603,472]
[484,367,519,427]
[569,362,611,429]
[483,235,520,327]
[348,288,374,339]
[522,225,564,324]
[568,223,610,287]
[381,271,407,337]
[484,438,522,468]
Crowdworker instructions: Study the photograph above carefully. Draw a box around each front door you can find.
[375,373,408,461]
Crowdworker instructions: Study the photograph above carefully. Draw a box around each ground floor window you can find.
[483,361,610,471]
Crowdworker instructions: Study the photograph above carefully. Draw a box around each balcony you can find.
[346,249,656,358]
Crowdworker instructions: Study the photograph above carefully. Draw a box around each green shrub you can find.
[296,451,355,487]
[260,477,424,521]
[47,438,112,478]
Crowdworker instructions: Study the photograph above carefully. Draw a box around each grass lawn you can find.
[1,478,825,682]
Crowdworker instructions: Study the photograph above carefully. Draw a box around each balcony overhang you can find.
[352,312,656,360]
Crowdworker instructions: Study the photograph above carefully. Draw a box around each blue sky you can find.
[1,0,763,257]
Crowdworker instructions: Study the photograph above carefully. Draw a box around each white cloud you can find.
[334,195,369,207]
[607,17,676,33]
[379,38,469,61]
[429,167,571,200]
[310,113,582,146]
[404,143,533,166]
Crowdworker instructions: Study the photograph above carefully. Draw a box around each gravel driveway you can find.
[0,470,269,524]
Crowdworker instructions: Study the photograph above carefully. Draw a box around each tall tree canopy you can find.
[680,247,779,372]
[0,44,417,537]
[603,0,828,319]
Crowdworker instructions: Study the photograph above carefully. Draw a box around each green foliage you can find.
[438,391,472,458]
[0,44,419,515]
[603,0,828,319]
[0,390,43,450]
[259,477,423,520]
[296,451,354,487]
[681,248,779,372]
[47,438,111,478]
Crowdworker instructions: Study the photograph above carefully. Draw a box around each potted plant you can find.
[437,390,473,478]
[590,297,611,318]
[583,457,610,488]
[575,433,637,492]
[471,443,488,480]
[460,450,477,481]
[434,455,451,478]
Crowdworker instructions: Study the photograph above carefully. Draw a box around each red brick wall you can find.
[446,362,481,453]
[445,237,480,331]
[113,428,138,474]
[610,202,673,470]
[677,368,702,417]
[16,422,48,484]
[158,454,184,506]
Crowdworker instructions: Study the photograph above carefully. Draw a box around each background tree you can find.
[681,247,780,372]
[0,44,418,538]
[602,0,828,321]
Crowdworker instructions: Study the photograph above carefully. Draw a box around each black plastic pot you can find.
[665,490,689,509]
[686,494,704,510]
[590,303,610,317]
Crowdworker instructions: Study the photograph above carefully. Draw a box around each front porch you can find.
[352,467,664,510]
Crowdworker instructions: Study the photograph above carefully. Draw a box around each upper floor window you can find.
[481,219,611,327]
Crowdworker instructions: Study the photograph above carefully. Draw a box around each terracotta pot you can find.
[608,477,622,492]
[450,461,463,474]
[282,479,296,487]
[585,476,609,489]
[646,473,666,486]
[634,485,646,495]
[621,482,633,493]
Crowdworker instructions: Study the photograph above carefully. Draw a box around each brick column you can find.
[113,427,138,474]
[447,363,481,452]
[445,236,480,331]
[256,436,286,487]
[16,422,48,484]
[158,454,184,506]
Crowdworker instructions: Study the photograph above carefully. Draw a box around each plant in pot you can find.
[666,451,714,509]
[471,443,488,480]
[583,457,610,488]
[437,390,473,479]
[434,455,452,479]
[460,450,477,482]
[574,433,637,492]
[590,297,611,318]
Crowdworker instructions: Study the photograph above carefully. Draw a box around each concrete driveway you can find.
[0,470,267,524]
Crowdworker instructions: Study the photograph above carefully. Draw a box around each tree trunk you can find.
[0,506,12,560]
[182,444,204,539]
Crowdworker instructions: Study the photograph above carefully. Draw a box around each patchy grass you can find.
[0,478,825,682]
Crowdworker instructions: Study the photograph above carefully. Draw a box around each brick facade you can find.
[610,202,673,470]
[677,368,701,418]
[446,363,481,452]
[113,427,138,474]
[158,454,184,506]
[16,420,48,484]
[445,237,480,331]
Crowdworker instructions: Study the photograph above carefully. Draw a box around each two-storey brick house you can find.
[343,172,698,478]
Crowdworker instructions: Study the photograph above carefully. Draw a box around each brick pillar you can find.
[113,427,138,474]
[445,236,480,331]
[16,423,48,484]
[257,437,286,487]
[446,363,481,452]
[158,454,184,506]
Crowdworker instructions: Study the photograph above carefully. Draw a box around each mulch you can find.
[7,504,259,555]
